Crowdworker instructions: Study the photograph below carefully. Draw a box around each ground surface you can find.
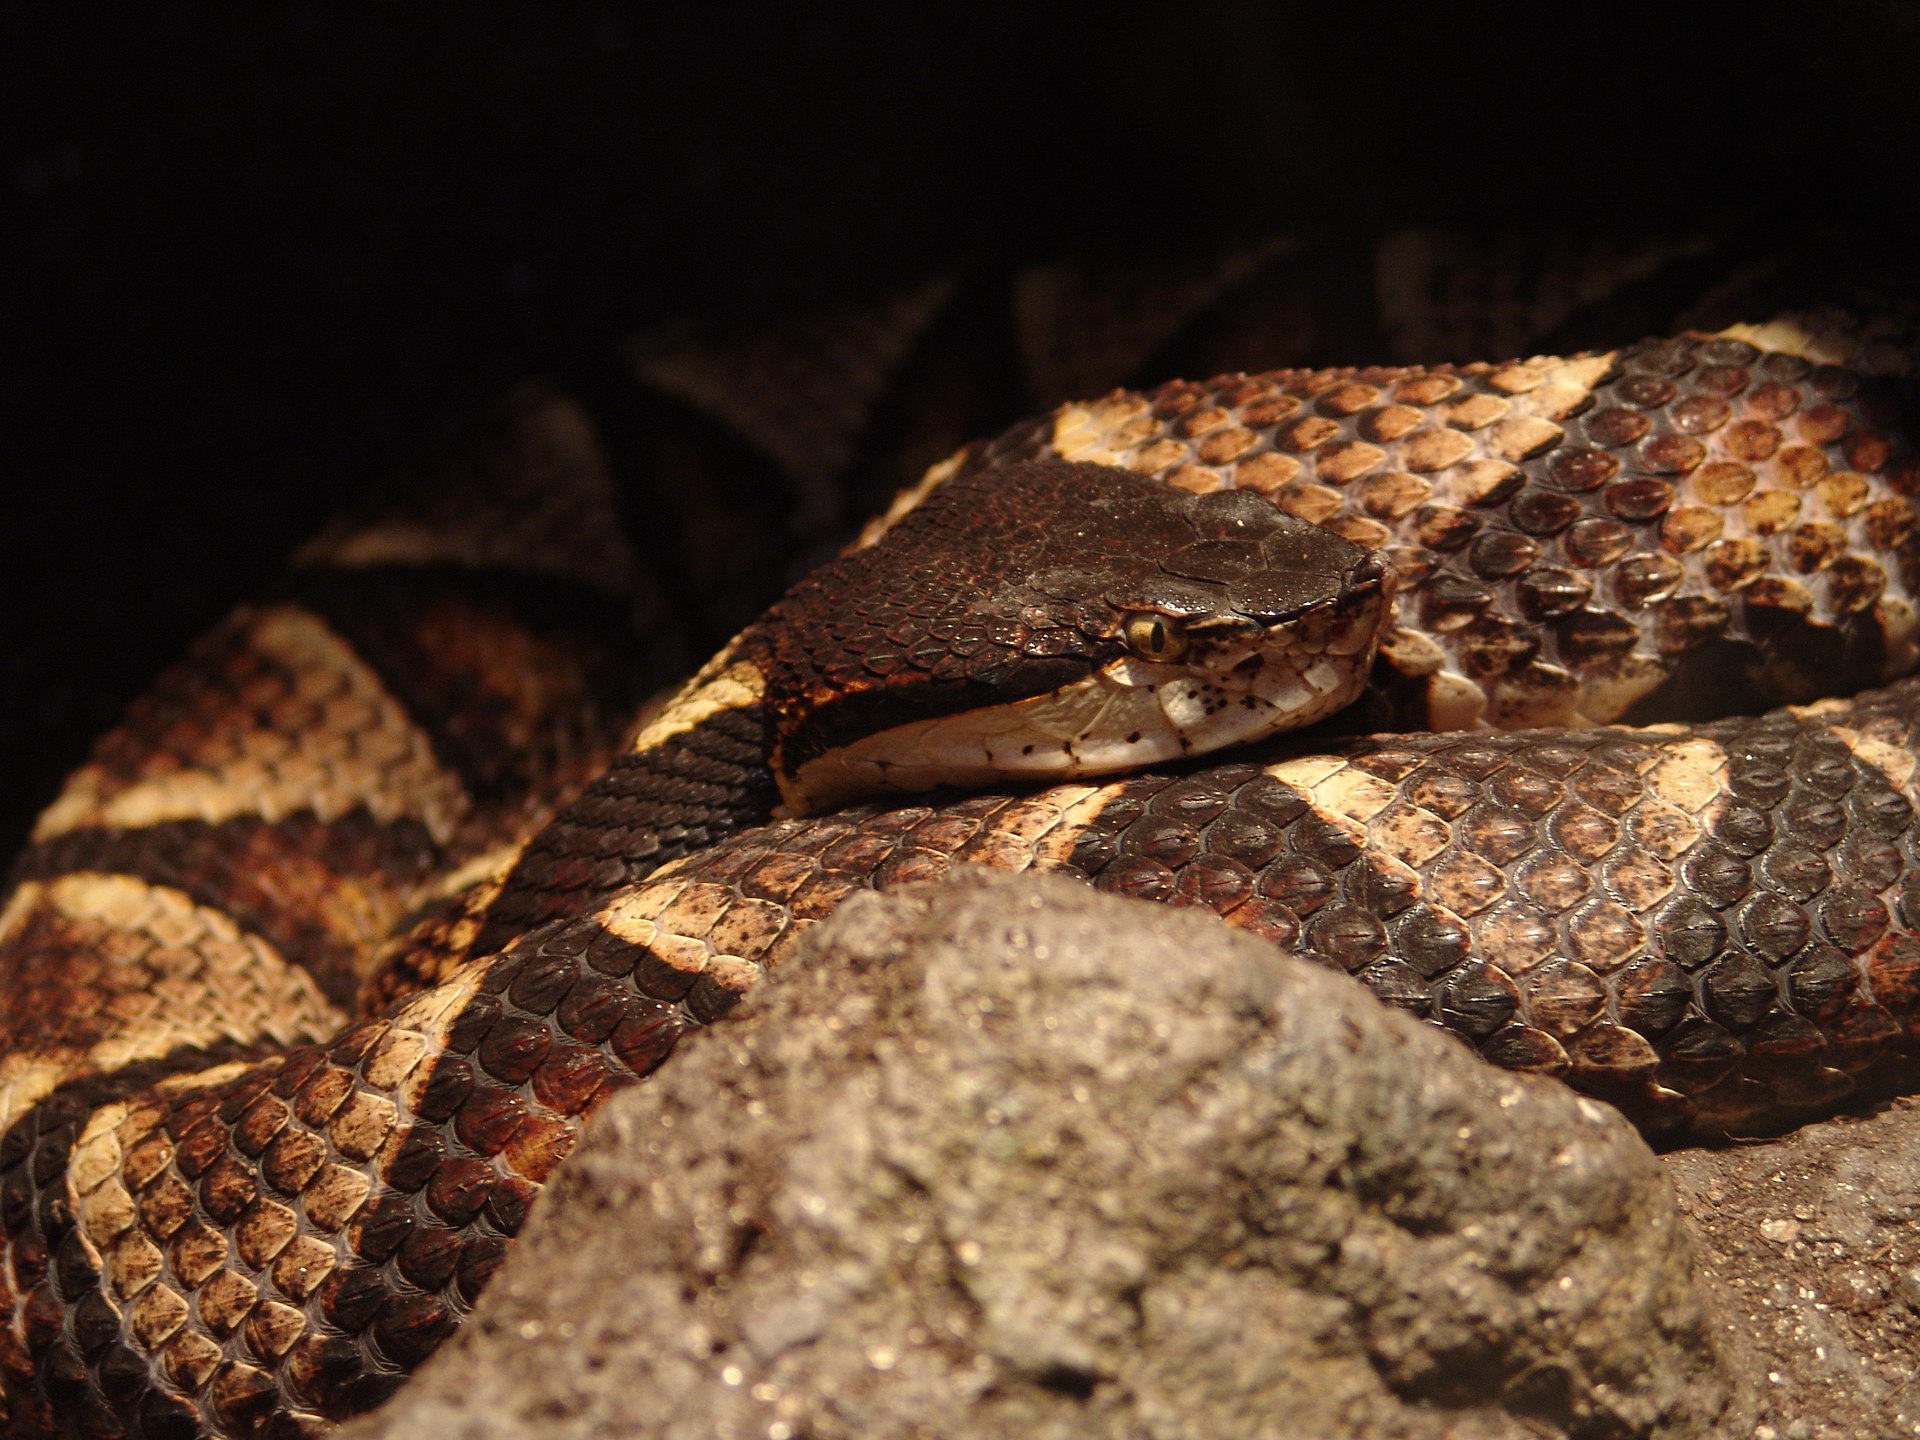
[1669,1101,1920,1438]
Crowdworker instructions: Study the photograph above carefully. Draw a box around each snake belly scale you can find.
[3,312,1920,1438]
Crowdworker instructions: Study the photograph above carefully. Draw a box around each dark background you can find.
[8,2,1920,854]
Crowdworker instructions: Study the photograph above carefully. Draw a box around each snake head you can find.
[755,458,1395,811]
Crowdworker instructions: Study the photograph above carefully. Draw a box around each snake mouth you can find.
[779,552,1395,810]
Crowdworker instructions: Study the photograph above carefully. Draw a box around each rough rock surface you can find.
[1666,1097,1920,1439]
[345,870,1736,1440]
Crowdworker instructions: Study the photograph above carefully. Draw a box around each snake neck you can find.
[474,662,777,954]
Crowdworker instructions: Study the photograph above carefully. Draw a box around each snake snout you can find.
[1345,550,1392,600]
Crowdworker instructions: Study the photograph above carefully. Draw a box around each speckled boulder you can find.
[346,870,1740,1439]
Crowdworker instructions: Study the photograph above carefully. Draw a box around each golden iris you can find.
[1124,612,1189,662]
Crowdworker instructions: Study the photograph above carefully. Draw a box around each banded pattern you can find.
[8,679,1916,1437]
[933,330,1920,731]
[582,227,1759,652]
[5,230,1920,1437]
[488,329,1920,968]
[0,388,651,1438]
[476,459,1388,948]
[587,674,1920,1139]
[1,435,1397,1438]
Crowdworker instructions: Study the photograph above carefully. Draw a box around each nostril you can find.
[1347,553,1390,591]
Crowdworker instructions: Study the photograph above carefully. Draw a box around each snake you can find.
[4,244,1920,1437]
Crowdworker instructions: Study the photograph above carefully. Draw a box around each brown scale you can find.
[1065,687,1920,1135]
[0,390,652,1438]
[16,679,1920,1437]
[0,391,647,1124]
[753,459,1370,771]
[1,447,1385,1437]
[12,813,443,1014]
[0,910,729,1438]
[597,228,1741,643]
[476,457,1376,947]
[950,333,1920,729]
[9,295,1920,1437]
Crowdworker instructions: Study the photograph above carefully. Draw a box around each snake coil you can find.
[5,281,1920,1436]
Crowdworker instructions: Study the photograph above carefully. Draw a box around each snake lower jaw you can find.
[776,618,1389,813]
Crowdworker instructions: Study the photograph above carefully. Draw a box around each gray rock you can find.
[1665,1095,1920,1439]
[346,870,1738,1440]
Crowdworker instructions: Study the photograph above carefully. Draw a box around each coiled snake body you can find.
[5,258,1920,1437]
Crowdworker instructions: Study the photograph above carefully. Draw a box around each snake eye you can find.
[1124,612,1189,662]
